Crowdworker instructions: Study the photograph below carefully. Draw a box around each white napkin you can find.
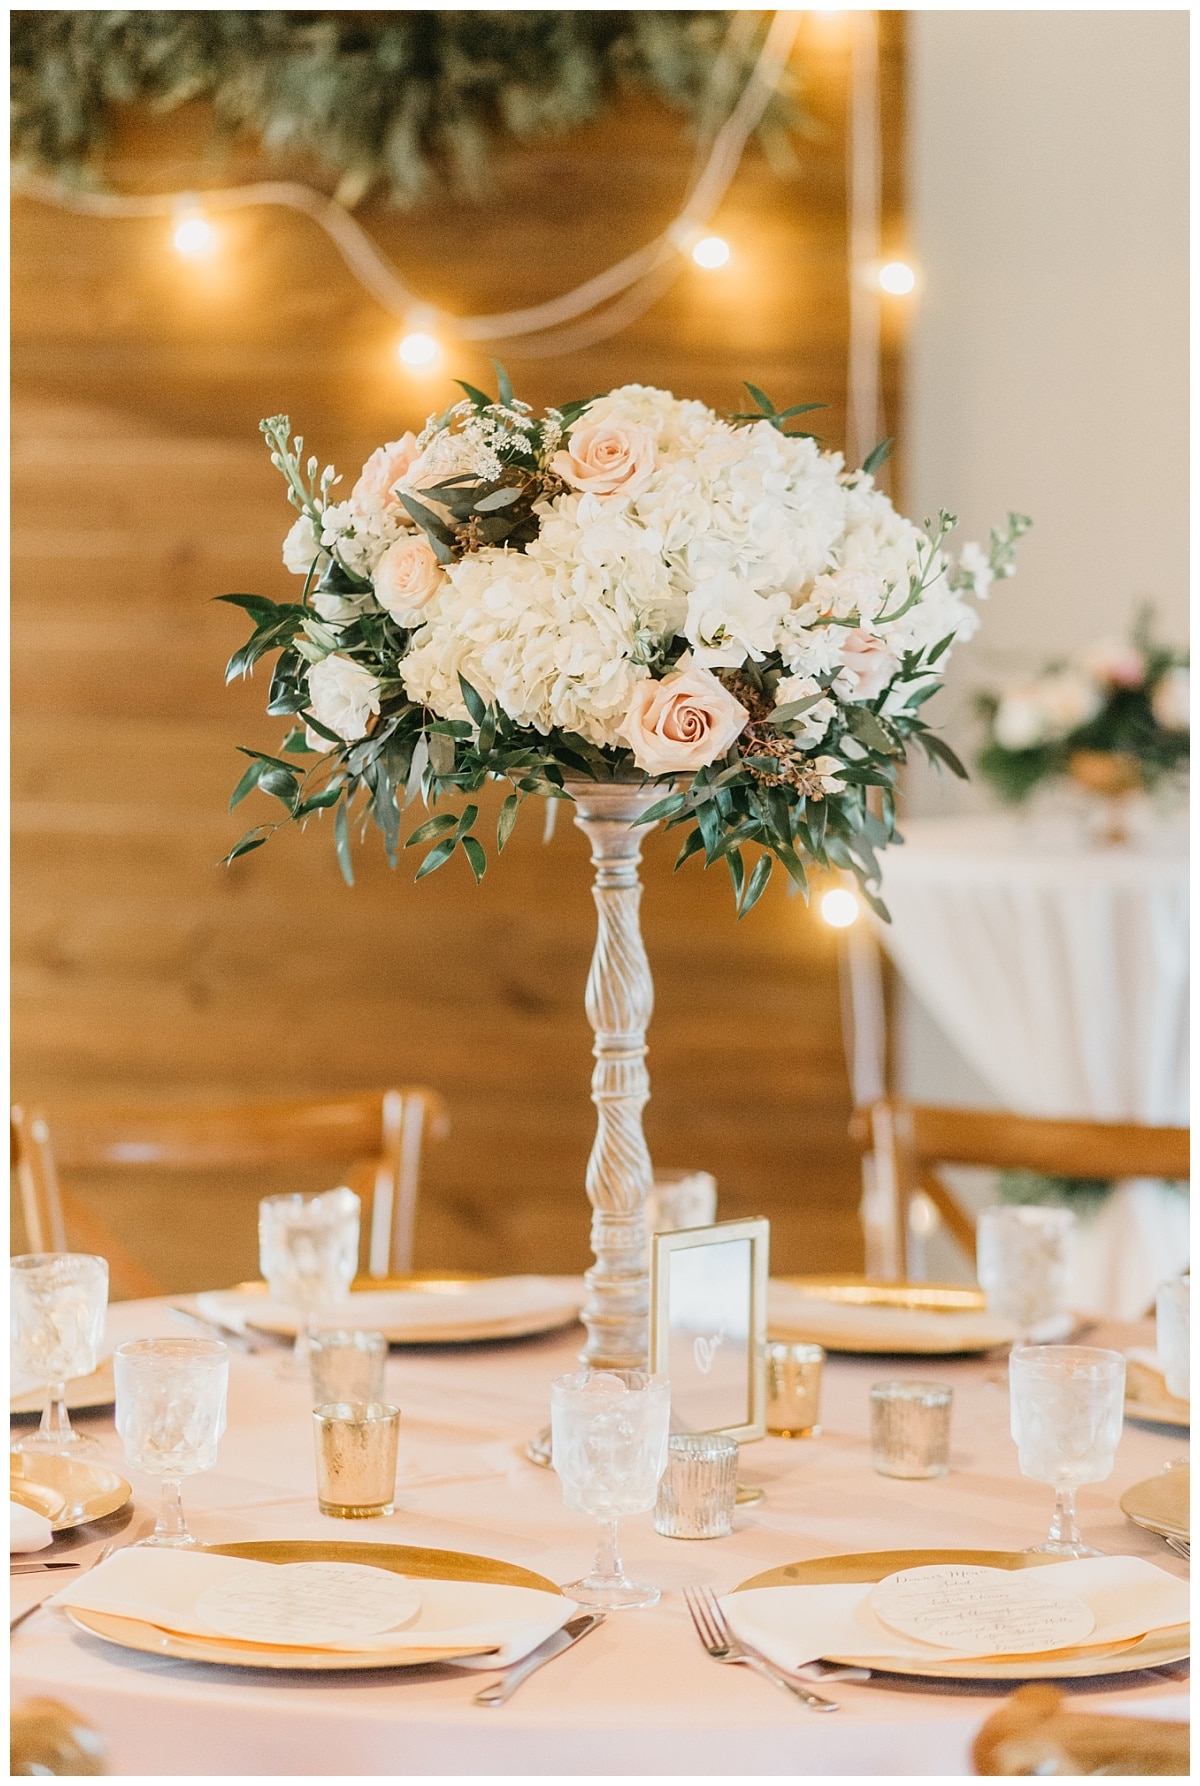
[724,1557,1189,1672]
[10,1501,54,1554]
[54,1548,575,1664]
[197,1277,579,1339]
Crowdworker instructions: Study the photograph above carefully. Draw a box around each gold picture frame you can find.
[650,1218,769,1442]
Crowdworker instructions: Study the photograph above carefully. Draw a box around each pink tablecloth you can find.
[11,1295,1189,1776]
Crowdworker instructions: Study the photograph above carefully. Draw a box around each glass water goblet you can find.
[550,1369,670,1610]
[977,1205,1075,1341]
[258,1188,360,1376]
[10,1254,109,1455]
[1009,1344,1125,1557]
[114,1338,229,1547]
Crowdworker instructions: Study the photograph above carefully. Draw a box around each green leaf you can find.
[775,841,809,898]
[216,592,283,620]
[461,835,487,882]
[674,827,705,872]
[427,731,456,776]
[725,846,746,906]
[739,851,773,918]
[229,758,266,811]
[455,380,493,410]
[414,836,457,881]
[334,800,355,886]
[861,437,893,476]
[405,811,458,849]
[223,828,268,864]
[295,786,342,813]
[635,791,687,826]
[258,766,298,804]
[846,706,900,754]
[453,803,479,840]
[743,383,776,417]
[300,709,342,746]
[493,360,514,408]
[921,732,969,778]
[497,793,520,852]
[457,675,486,727]
[282,726,315,754]
[770,693,827,724]
[473,485,521,512]
[397,491,455,557]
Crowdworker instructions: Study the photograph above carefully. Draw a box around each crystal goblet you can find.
[258,1188,360,1376]
[10,1253,109,1455]
[550,1369,670,1609]
[114,1338,229,1547]
[1009,1344,1125,1557]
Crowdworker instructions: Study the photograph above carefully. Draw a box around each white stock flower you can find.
[306,654,381,745]
[282,515,328,577]
[684,574,788,668]
[774,674,837,745]
[957,542,994,599]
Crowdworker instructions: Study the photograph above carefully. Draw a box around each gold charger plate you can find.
[10,1454,131,1532]
[64,1539,562,1673]
[11,1358,116,1418]
[1121,1466,1190,1542]
[768,1277,1016,1356]
[732,1548,1190,1681]
[1125,1357,1190,1430]
[225,1274,583,1346]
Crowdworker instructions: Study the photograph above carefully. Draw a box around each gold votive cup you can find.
[765,1342,825,1437]
[869,1380,952,1479]
[313,1401,400,1518]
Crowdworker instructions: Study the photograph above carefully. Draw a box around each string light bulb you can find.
[397,329,439,368]
[878,259,916,295]
[692,234,731,270]
[171,201,216,259]
[820,887,859,928]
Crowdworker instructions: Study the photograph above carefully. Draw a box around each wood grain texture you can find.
[11,21,903,1293]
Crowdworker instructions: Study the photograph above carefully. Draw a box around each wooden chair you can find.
[851,1097,1190,1281]
[11,1090,449,1297]
[11,1699,107,1776]
[974,1683,1189,1775]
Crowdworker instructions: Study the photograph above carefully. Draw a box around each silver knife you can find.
[473,1612,604,1706]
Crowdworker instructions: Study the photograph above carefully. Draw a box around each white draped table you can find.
[11,1295,1188,1777]
[876,813,1190,1316]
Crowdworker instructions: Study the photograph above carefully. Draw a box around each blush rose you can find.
[374,535,444,622]
[620,662,748,775]
[351,433,422,514]
[838,629,899,701]
[551,419,656,497]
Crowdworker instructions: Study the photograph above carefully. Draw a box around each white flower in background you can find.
[957,541,994,600]
[620,658,748,774]
[551,418,657,496]
[774,674,837,745]
[1080,636,1146,690]
[1037,667,1103,736]
[1152,664,1190,732]
[684,573,788,668]
[373,535,445,624]
[281,515,328,577]
[993,684,1049,750]
[306,654,381,745]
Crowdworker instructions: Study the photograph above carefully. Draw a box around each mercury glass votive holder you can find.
[870,1381,952,1480]
[765,1342,825,1437]
[313,1402,400,1518]
[309,1329,387,1409]
[653,1432,740,1539]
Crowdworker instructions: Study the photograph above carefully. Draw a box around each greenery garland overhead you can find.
[12,9,788,208]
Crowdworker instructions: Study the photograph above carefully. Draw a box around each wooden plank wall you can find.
[11,15,905,1294]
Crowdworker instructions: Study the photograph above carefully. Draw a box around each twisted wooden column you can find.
[566,780,661,1372]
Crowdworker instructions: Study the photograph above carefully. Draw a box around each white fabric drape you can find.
[877,814,1189,1317]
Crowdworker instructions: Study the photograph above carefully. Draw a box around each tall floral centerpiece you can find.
[222,374,1024,1369]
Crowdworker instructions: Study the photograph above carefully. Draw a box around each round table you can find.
[11,1296,1189,1777]
[876,813,1190,1316]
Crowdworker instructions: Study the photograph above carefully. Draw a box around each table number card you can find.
[650,1219,769,1441]
[195,1561,422,1647]
[869,1565,1096,1656]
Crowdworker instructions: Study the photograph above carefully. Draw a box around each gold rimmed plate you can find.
[208,1274,583,1347]
[1124,1356,1190,1430]
[1121,1466,1190,1542]
[731,1548,1190,1681]
[64,1539,563,1673]
[10,1454,131,1532]
[768,1278,1016,1356]
[11,1358,116,1419]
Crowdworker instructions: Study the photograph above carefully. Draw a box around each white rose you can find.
[374,535,444,623]
[1152,664,1189,732]
[306,654,381,746]
[994,686,1048,750]
[775,674,836,745]
[551,419,657,497]
[620,660,748,775]
[282,515,328,577]
[350,434,422,516]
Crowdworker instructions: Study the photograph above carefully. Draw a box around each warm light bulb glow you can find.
[397,330,440,368]
[692,234,731,270]
[172,214,216,258]
[820,888,859,929]
[878,260,916,295]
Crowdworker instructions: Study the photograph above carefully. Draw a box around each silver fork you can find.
[1163,1534,1190,1561]
[10,1541,115,1635]
[682,1586,839,1712]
